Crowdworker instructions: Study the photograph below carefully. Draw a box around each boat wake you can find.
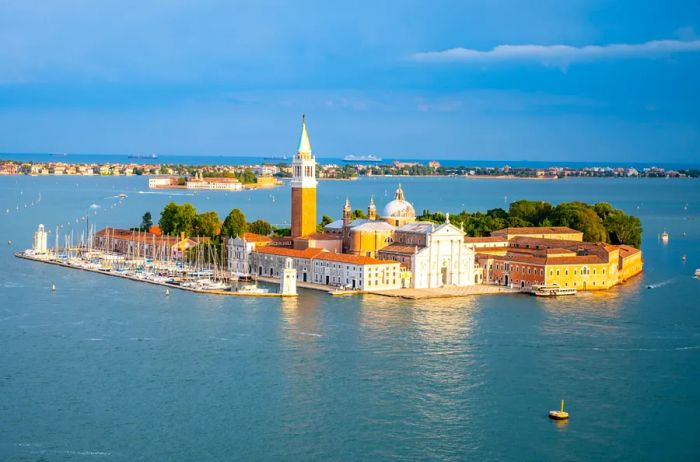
[646,279,674,289]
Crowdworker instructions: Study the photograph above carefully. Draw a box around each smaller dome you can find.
[381,185,415,219]
[382,199,415,219]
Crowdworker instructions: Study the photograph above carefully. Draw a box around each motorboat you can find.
[695,269,700,278]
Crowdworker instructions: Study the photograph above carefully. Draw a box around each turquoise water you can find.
[1,175,699,460]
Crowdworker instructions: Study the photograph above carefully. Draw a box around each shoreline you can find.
[15,252,295,298]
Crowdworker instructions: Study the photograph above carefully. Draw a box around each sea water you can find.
[0,175,699,460]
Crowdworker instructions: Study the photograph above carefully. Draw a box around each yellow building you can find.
[477,237,643,291]
[290,115,317,237]
[490,226,583,241]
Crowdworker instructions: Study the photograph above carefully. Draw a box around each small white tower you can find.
[281,257,297,296]
[33,224,48,255]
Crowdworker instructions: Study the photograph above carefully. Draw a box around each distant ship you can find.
[128,154,158,159]
[263,155,288,161]
[343,154,382,163]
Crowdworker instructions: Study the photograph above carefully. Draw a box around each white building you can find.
[148,176,176,188]
[378,216,478,289]
[186,178,242,191]
[238,245,403,291]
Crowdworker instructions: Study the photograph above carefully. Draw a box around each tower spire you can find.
[297,114,312,157]
[368,195,377,221]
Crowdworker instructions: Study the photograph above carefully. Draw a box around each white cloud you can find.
[412,39,700,64]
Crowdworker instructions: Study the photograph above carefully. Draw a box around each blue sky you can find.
[1,0,699,163]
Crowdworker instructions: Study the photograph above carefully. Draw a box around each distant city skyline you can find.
[1,1,699,163]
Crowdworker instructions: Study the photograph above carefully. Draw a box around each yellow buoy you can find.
[549,400,569,420]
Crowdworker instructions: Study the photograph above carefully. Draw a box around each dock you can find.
[15,252,295,298]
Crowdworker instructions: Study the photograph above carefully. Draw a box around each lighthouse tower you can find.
[33,224,48,255]
[290,115,318,237]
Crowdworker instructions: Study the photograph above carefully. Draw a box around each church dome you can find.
[382,184,415,219]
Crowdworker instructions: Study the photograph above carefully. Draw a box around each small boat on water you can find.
[51,284,56,292]
[695,269,700,278]
[661,231,669,242]
[531,284,576,297]
[549,400,569,420]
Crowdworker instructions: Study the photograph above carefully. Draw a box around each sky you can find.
[1,0,699,163]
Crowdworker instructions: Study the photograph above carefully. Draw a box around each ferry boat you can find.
[531,284,577,297]
[343,154,382,163]
[128,154,158,159]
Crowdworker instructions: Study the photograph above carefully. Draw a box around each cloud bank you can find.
[412,39,700,64]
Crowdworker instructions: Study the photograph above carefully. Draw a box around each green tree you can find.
[222,208,247,237]
[272,226,291,237]
[159,202,197,236]
[248,219,272,236]
[352,209,367,219]
[605,212,642,248]
[159,202,179,235]
[508,200,552,225]
[593,202,615,220]
[173,203,197,237]
[237,168,257,184]
[140,212,153,231]
[194,211,221,238]
[550,202,608,242]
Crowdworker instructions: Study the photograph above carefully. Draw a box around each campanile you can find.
[290,115,317,237]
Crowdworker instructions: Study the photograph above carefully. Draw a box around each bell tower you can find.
[291,115,318,237]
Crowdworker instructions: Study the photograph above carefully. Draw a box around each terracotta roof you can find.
[315,252,397,266]
[96,227,180,245]
[464,236,508,243]
[241,232,272,243]
[492,226,582,236]
[618,245,642,258]
[378,243,422,255]
[546,255,605,265]
[255,246,326,259]
[296,232,343,241]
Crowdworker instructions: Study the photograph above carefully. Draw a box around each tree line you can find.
[418,200,643,248]
[136,202,286,242]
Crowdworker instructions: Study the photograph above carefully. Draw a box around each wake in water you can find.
[646,279,675,289]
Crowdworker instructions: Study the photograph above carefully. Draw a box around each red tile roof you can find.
[492,226,582,236]
[241,232,272,243]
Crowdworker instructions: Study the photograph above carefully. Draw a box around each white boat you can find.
[661,231,669,242]
[695,269,700,278]
[531,284,577,297]
[343,154,382,162]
